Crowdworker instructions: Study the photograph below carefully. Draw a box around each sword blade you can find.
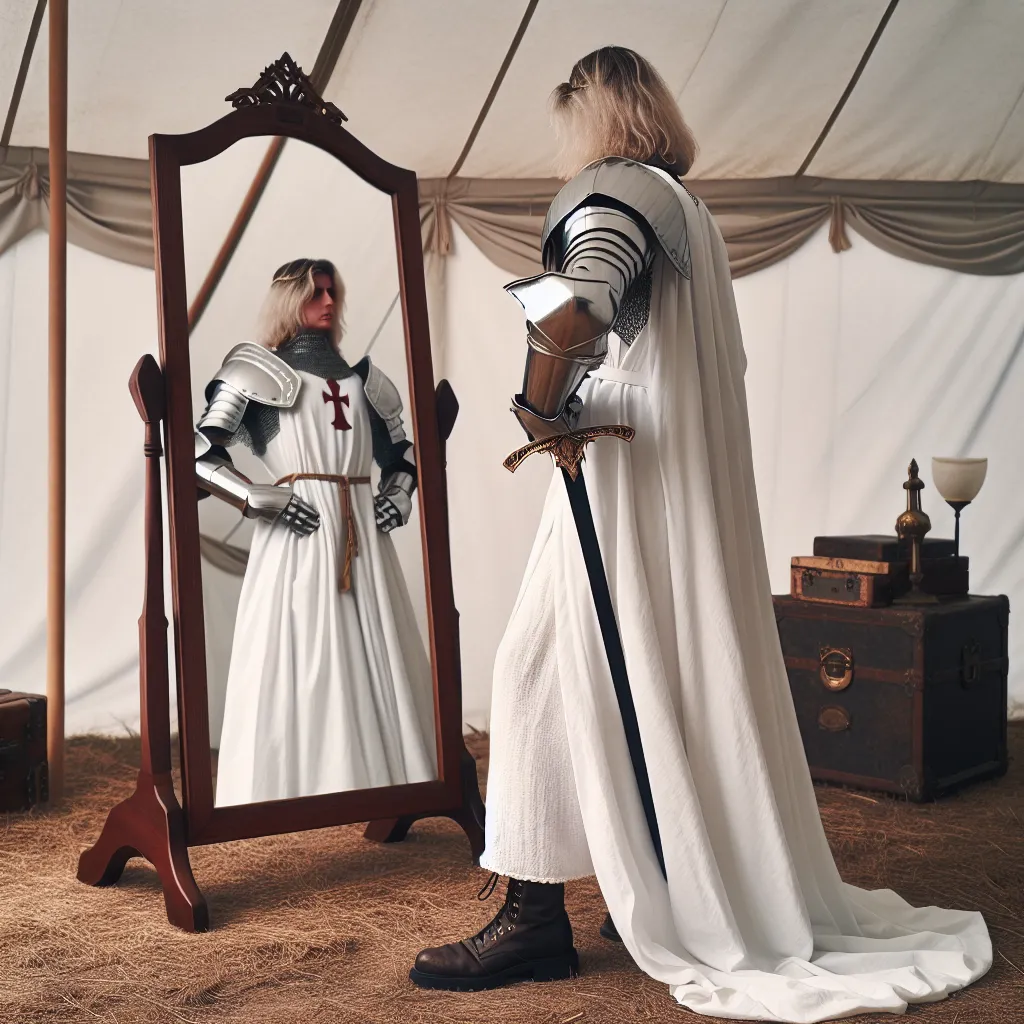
[560,466,666,878]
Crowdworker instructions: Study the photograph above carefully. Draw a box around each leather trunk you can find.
[0,690,48,811]
[773,596,1009,801]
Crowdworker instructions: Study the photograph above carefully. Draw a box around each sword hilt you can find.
[503,424,635,481]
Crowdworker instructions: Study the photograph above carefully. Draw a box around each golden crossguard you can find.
[503,424,636,480]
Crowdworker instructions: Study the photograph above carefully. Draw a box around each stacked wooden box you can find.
[775,535,1008,801]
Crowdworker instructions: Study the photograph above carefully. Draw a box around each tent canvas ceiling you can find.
[2,0,1024,181]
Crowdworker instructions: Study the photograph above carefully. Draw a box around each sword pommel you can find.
[503,424,635,480]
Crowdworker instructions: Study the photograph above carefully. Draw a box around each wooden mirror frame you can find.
[77,56,484,931]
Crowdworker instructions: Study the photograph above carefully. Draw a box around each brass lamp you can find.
[895,459,938,604]
[931,457,988,558]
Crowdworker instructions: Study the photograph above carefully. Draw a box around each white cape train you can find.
[481,174,991,1021]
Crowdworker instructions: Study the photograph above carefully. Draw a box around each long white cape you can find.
[483,176,991,1021]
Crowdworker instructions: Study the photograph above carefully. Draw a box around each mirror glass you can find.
[179,137,437,806]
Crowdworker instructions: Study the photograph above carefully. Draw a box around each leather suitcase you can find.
[791,559,969,606]
[790,565,897,607]
[773,595,1008,801]
[0,690,48,811]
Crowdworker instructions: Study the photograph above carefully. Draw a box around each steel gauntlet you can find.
[195,434,320,536]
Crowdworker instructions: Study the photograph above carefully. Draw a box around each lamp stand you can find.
[947,500,970,559]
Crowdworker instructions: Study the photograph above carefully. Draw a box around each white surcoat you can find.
[214,364,435,805]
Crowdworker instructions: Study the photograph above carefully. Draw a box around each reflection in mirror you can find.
[179,138,437,806]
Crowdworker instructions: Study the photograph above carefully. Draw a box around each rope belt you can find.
[274,473,372,593]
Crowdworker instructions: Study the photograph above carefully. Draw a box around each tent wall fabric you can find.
[0,232,158,736]
[0,146,151,266]
[438,222,1024,730]
[1,215,1021,739]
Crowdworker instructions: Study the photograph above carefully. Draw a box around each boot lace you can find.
[477,872,499,901]
[468,874,521,953]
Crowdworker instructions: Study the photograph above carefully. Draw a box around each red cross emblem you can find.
[322,378,352,430]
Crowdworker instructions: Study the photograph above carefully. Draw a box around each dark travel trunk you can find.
[773,596,1009,801]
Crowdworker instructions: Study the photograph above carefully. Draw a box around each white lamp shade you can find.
[932,457,988,502]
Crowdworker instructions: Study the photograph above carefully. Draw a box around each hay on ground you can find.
[1,728,1022,1023]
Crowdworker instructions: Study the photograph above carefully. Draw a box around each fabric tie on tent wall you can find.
[419,177,560,277]
[0,147,152,268]
[418,175,1024,278]
[3,146,1024,280]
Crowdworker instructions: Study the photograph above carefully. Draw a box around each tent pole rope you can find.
[47,0,68,804]
[1,0,47,147]
[795,0,901,177]
[187,0,365,333]
[447,0,540,178]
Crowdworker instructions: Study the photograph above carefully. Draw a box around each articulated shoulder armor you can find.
[197,342,300,445]
[359,359,406,444]
[505,163,669,440]
[542,157,691,279]
[206,342,302,408]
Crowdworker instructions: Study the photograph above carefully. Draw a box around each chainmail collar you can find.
[276,329,354,380]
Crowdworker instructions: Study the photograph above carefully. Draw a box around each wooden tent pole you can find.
[47,0,68,804]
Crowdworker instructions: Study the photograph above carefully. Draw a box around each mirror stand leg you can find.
[363,744,486,861]
[77,771,209,932]
[77,356,208,932]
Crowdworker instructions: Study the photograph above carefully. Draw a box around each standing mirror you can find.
[78,55,483,931]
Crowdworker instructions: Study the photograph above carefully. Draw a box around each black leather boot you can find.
[410,874,579,991]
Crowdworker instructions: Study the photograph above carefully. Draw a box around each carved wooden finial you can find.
[225,52,347,126]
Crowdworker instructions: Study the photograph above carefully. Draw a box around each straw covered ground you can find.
[1,727,1022,1024]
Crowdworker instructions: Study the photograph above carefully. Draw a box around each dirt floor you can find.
[1,727,1022,1024]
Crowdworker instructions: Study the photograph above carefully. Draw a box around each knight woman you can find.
[194,259,436,805]
[411,48,991,1021]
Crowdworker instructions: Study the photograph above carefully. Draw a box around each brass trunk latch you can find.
[819,647,854,691]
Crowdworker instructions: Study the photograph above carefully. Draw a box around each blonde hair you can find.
[551,47,698,180]
[255,258,345,350]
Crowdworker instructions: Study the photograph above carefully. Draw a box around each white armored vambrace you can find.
[195,343,319,536]
[505,157,692,440]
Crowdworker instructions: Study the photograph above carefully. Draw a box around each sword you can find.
[504,426,666,877]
